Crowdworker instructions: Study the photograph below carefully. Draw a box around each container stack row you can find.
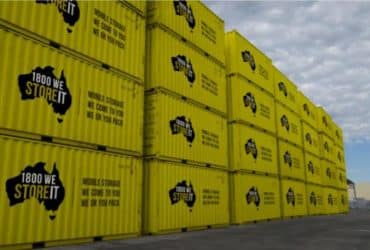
[0,1,146,249]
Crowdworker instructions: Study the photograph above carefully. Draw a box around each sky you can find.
[204,1,370,183]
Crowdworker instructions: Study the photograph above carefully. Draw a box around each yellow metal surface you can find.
[323,188,339,214]
[306,184,324,215]
[229,124,278,174]
[122,0,146,16]
[147,1,225,64]
[227,75,276,134]
[143,159,229,234]
[0,135,142,247]
[337,190,349,213]
[277,140,305,181]
[297,91,318,129]
[280,179,308,217]
[0,29,143,154]
[319,133,335,162]
[146,26,226,114]
[334,145,346,170]
[321,159,336,187]
[230,173,281,224]
[273,66,298,113]
[304,152,322,185]
[301,122,320,157]
[225,30,273,94]
[144,91,228,167]
[0,1,145,81]
[275,102,303,147]
[337,168,347,190]
[317,106,334,138]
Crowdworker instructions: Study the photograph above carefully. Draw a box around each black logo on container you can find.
[5,162,65,220]
[169,180,196,210]
[284,151,292,167]
[36,0,80,33]
[245,139,258,159]
[310,192,317,206]
[241,50,256,71]
[286,188,295,206]
[171,55,195,84]
[306,133,312,145]
[243,92,257,114]
[173,0,195,29]
[326,168,332,179]
[278,82,288,97]
[169,116,195,145]
[246,187,260,208]
[303,103,310,115]
[324,141,329,152]
[281,115,290,131]
[18,66,72,123]
[308,161,314,174]
[328,194,333,205]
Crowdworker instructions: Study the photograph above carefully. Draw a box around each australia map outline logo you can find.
[284,151,292,167]
[307,161,314,174]
[243,92,257,114]
[246,186,260,208]
[169,116,195,145]
[241,50,256,71]
[36,0,80,33]
[173,0,195,29]
[169,180,196,210]
[18,66,72,123]
[278,82,288,97]
[280,115,290,131]
[171,55,196,84]
[310,192,317,206]
[305,133,312,145]
[286,187,295,206]
[5,161,65,220]
[245,138,258,159]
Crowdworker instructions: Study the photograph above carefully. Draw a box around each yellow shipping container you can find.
[321,160,336,187]
[277,140,305,181]
[229,124,278,175]
[297,91,318,129]
[337,190,349,213]
[317,106,334,138]
[122,0,146,17]
[0,29,143,154]
[334,144,346,170]
[227,75,276,134]
[304,152,322,185]
[144,91,228,167]
[323,188,339,214]
[319,133,335,162]
[275,102,303,147]
[0,1,145,81]
[306,184,324,215]
[225,30,273,94]
[280,179,308,217]
[337,168,347,190]
[143,159,229,234]
[301,122,320,157]
[273,66,298,113]
[147,1,225,64]
[230,173,281,224]
[146,26,226,114]
[0,135,142,247]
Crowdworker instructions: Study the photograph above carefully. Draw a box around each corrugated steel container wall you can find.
[122,0,146,16]
[337,168,347,190]
[306,184,324,215]
[301,122,320,157]
[144,91,228,167]
[319,133,335,162]
[225,30,273,94]
[304,152,322,185]
[334,145,346,170]
[0,135,142,247]
[297,91,318,129]
[273,66,298,113]
[0,1,145,81]
[227,75,276,134]
[337,190,349,213]
[229,124,278,175]
[280,179,308,217]
[321,159,336,187]
[317,106,334,138]
[230,173,281,224]
[143,159,229,234]
[275,102,303,147]
[277,140,305,181]
[146,26,227,114]
[0,29,143,154]
[323,188,338,214]
[147,1,225,64]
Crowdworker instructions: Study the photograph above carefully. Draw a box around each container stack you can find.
[143,1,229,234]
[225,30,281,224]
[0,1,146,248]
